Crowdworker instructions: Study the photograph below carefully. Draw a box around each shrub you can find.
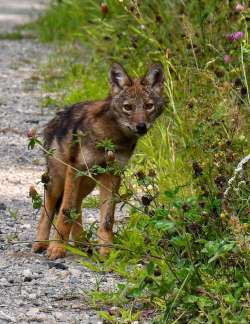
[31,0,250,322]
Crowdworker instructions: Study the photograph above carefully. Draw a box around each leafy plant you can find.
[28,0,250,322]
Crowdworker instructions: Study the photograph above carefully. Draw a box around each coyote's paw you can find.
[47,244,66,260]
[32,242,48,253]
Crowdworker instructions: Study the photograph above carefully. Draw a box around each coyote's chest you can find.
[74,145,132,170]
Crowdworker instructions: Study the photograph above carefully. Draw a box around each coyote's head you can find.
[109,62,165,137]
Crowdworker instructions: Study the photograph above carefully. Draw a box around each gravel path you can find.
[0,2,119,323]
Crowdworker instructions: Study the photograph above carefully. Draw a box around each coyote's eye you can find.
[145,102,154,111]
[123,103,133,113]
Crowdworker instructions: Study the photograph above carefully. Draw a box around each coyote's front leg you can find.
[48,167,80,260]
[97,173,121,256]
[70,176,96,243]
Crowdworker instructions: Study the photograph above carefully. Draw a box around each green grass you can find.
[0,30,35,40]
[30,0,250,322]
[82,196,99,209]
[0,31,23,40]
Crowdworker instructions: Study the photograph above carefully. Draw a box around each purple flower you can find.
[235,4,246,12]
[224,54,232,64]
[226,31,244,42]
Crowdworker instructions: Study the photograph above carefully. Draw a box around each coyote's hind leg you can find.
[32,176,64,253]
[48,167,81,260]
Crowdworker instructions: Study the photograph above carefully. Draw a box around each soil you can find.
[0,2,121,323]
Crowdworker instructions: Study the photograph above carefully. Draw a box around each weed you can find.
[82,196,99,209]
[0,31,23,40]
[30,0,250,322]
[7,208,18,221]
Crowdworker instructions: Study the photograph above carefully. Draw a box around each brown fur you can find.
[32,63,165,260]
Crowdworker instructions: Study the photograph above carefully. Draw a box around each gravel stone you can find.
[0,203,7,210]
[0,1,122,323]
[47,261,68,270]
[23,268,33,277]
[0,278,9,286]
[69,268,82,277]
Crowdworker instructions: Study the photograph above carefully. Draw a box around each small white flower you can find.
[239,135,246,142]
[238,180,246,187]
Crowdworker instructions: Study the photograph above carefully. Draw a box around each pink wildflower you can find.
[27,128,37,138]
[235,4,246,12]
[226,31,244,42]
[224,54,232,64]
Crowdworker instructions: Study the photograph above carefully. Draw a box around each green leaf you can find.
[127,287,144,298]
[147,261,155,275]
[154,208,168,219]
[224,294,235,305]
[90,165,107,175]
[65,245,88,257]
[32,194,42,210]
[28,138,42,150]
[99,311,115,322]
[153,220,175,231]
[197,296,215,309]
[170,234,192,247]
[164,189,178,199]
[46,148,56,156]
[79,260,100,272]
[202,241,236,263]
[184,295,199,304]
[75,170,88,178]
[104,251,120,269]
[96,138,116,152]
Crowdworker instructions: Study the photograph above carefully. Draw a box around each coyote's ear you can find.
[109,63,132,95]
[141,63,165,95]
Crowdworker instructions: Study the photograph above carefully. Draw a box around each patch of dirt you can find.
[0,1,120,323]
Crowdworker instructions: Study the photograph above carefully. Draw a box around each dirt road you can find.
[0,2,116,323]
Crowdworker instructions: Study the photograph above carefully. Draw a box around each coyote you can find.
[32,62,165,260]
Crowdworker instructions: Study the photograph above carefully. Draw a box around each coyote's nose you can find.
[136,123,147,135]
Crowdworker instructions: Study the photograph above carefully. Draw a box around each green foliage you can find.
[96,138,116,152]
[7,208,18,221]
[82,195,99,208]
[30,192,42,210]
[27,137,42,150]
[64,208,80,224]
[0,31,24,40]
[32,0,250,322]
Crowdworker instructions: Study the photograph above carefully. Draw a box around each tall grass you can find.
[33,0,250,189]
[30,0,250,322]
